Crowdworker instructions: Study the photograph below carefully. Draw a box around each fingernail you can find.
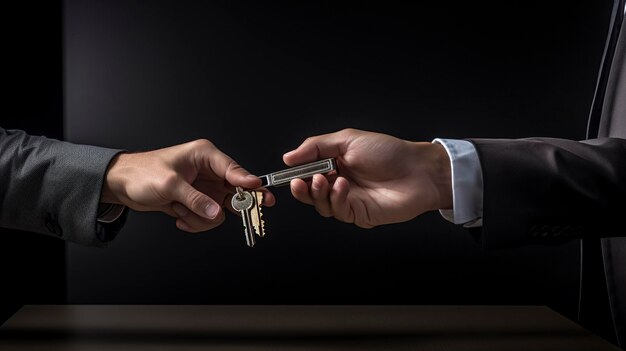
[205,203,220,219]
[172,203,189,217]
[246,174,258,180]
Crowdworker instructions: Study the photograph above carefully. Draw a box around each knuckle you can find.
[226,161,243,173]
[186,191,207,211]
[159,173,180,190]
[335,215,352,224]
[316,207,333,218]
[303,136,315,145]
[356,221,374,229]
[192,138,214,149]
[177,221,194,233]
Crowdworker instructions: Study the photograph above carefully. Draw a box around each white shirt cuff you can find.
[432,138,484,227]
[97,204,126,224]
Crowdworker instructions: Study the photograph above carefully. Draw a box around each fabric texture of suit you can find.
[0,128,127,247]
[469,2,626,346]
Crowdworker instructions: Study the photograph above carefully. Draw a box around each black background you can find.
[1,1,65,322]
[2,0,615,326]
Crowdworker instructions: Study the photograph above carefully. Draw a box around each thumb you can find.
[193,143,261,189]
[224,163,262,189]
[174,180,221,220]
[283,129,349,167]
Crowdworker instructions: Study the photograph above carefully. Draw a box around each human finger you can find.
[329,176,352,223]
[193,140,261,189]
[172,202,225,233]
[173,179,222,220]
[290,178,314,205]
[283,129,355,166]
[310,174,332,217]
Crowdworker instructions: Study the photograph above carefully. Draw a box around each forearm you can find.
[471,137,626,248]
[0,128,124,246]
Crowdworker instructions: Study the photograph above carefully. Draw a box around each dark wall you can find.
[1,1,66,322]
[65,0,612,320]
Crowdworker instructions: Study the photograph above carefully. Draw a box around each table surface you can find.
[0,305,620,351]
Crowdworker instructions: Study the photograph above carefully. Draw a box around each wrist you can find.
[410,142,452,211]
[405,141,452,212]
[432,143,453,210]
[100,152,129,205]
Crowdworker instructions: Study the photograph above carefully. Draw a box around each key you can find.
[258,158,337,188]
[231,187,256,247]
[250,191,265,237]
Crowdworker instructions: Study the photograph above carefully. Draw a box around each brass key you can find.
[250,191,265,237]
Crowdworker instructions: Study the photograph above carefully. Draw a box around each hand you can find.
[101,139,275,233]
[283,129,451,228]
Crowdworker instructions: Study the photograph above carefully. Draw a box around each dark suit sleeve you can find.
[468,137,626,249]
[0,128,127,247]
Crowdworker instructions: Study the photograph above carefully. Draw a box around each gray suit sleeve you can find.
[0,128,126,247]
[468,137,626,249]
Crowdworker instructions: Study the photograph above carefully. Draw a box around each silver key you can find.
[231,187,256,247]
[258,158,337,188]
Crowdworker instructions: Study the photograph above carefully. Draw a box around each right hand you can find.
[102,139,275,233]
[283,128,452,228]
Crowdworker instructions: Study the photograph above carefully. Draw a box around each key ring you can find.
[235,186,245,200]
